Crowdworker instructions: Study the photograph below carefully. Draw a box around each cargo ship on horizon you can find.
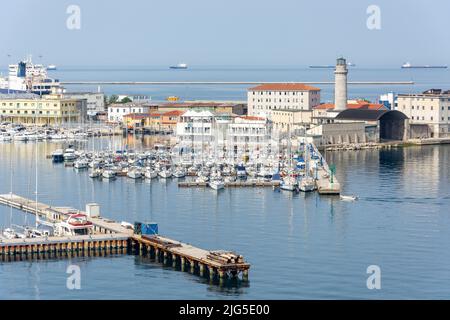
[401,62,447,69]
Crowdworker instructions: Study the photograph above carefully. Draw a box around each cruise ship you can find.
[0,55,63,95]
[401,62,447,69]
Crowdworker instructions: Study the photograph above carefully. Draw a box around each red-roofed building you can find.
[248,83,321,117]
[312,101,388,125]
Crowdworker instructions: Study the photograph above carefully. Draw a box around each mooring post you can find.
[181,257,186,272]
[172,254,177,268]
[243,269,249,281]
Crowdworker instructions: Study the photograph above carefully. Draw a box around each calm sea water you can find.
[0,139,450,299]
[2,65,448,101]
[0,67,450,299]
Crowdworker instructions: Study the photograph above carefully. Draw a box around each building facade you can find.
[247,83,321,117]
[63,92,105,117]
[107,103,154,123]
[0,93,85,124]
[397,89,450,138]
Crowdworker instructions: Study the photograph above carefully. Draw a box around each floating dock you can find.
[0,194,250,282]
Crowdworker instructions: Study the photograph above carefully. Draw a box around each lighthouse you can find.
[334,57,348,111]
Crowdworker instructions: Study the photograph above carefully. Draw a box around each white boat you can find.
[54,213,93,236]
[145,169,158,179]
[340,195,358,201]
[13,133,28,141]
[47,64,57,70]
[120,221,134,230]
[127,169,143,179]
[63,148,77,161]
[88,169,102,178]
[2,228,17,239]
[299,177,316,192]
[195,175,209,183]
[169,63,188,69]
[159,169,172,179]
[102,169,116,179]
[209,179,225,190]
[0,133,12,141]
[173,168,187,178]
[280,176,298,191]
[74,159,89,169]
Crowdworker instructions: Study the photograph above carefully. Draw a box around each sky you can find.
[1,0,449,67]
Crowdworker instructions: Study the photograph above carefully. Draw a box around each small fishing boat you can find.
[340,195,358,201]
[51,149,64,162]
[209,179,225,190]
[159,169,172,179]
[102,169,116,180]
[127,169,143,179]
[173,168,187,178]
[145,169,158,179]
[299,176,316,192]
[88,168,102,178]
[280,176,298,191]
[2,228,17,239]
[74,159,89,169]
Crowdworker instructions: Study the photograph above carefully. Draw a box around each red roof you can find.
[249,83,321,91]
[162,110,184,116]
[314,102,387,111]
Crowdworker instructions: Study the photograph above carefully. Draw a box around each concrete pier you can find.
[0,194,250,282]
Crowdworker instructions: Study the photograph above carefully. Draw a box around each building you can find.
[63,92,105,117]
[334,57,348,111]
[116,94,152,103]
[160,110,184,131]
[0,93,85,124]
[175,110,275,163]
[397,89,450,138]
[107,103,155,123]
[247,83,321,117]
[157,101,246,115]
[270,109,313,133]
[379,92,397,110]
[312,100,387,125]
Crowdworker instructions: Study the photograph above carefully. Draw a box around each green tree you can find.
[109,95,118,104]
[120,97,132,103]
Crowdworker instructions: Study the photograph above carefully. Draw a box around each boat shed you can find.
[335,109,409,141]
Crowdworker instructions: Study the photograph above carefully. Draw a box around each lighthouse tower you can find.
[334,57,348,111]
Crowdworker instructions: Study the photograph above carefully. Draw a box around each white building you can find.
[117,94,151,103]
[107,103,152,123]
[63,92,105,117]
[247,83,321,117]
[176,110,276,163]
[398,89,450,138]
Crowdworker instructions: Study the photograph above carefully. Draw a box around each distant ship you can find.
[401,62,447,69]
[47,64,57,70]
[170,63,188,69]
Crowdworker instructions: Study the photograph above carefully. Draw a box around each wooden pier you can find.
[0,194,250,282]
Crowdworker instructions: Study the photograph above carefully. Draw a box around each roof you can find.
[335,109,408,121]
[314,102,387,111]
[248,83,321,91]
[159,102,240,108]
[123,113,150,119]
[161,110,184,117]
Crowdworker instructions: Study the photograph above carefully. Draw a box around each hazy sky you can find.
[1,0,449,67]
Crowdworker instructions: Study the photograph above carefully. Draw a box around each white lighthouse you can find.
[334,57,348,111]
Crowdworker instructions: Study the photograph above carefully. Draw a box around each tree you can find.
[121,97,132,103]
[109,95,118,104]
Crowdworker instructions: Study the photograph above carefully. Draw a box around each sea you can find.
[0,66,449,299]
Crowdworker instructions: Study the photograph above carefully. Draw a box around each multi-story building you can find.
[63,92,105,117]
[176,110,275,163]
[0,93,85,124]
[270,109,313,133]
[107,103,154,123]
[247,83,321,117]
[398,89,450,138]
